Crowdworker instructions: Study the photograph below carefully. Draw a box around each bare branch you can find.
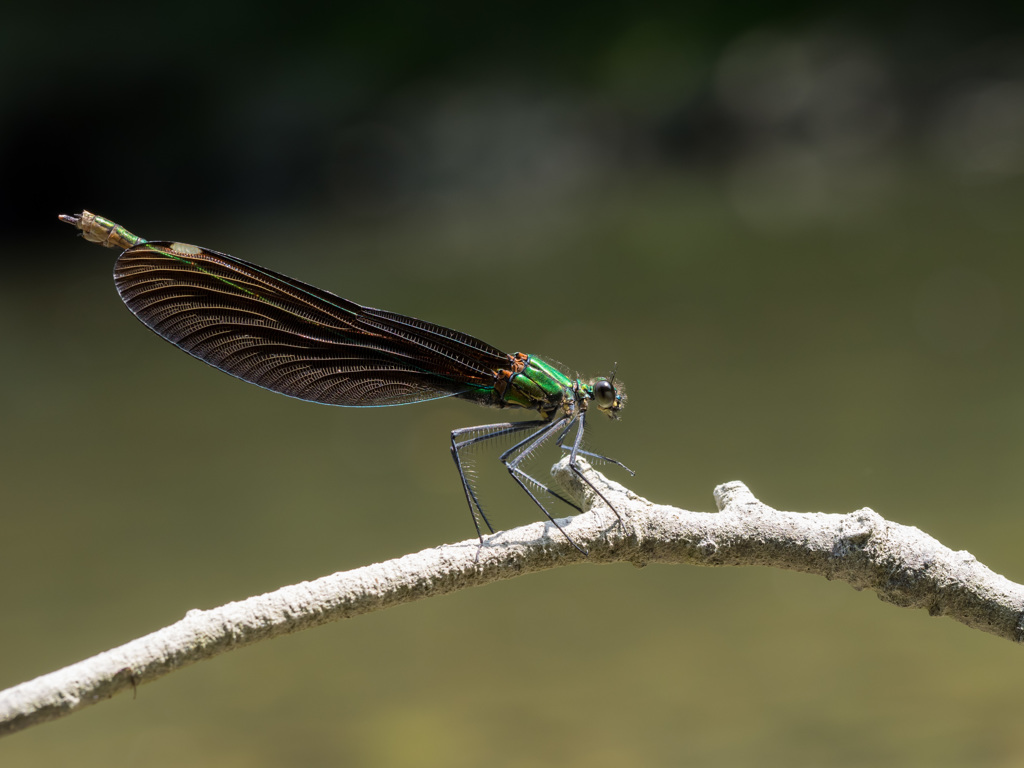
[2,458,1022,737]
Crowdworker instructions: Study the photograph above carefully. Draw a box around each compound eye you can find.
[593,379,616,409]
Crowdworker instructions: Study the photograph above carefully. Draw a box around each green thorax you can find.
[490,354,576,416]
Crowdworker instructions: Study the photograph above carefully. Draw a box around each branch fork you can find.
[2,459,1021,737]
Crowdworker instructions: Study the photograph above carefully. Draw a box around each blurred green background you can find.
[4,3,1024,766]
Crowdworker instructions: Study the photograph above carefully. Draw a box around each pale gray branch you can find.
[2,458,1022,736]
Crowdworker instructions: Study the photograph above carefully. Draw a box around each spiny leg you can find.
[554,419,635,476]
[562,446,635,476]
[496,418,586,514]
[499,416,589,554]
[564,411,625,525]
[451,420,551,542]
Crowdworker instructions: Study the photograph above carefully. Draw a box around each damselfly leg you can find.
[452,411,630,554]
[451,420,581,541]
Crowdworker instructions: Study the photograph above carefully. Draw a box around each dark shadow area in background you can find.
[4,3,1023,271]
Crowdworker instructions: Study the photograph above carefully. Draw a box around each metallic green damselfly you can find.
[60,211,630,552]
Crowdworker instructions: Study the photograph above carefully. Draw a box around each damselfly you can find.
[60,211,631,552]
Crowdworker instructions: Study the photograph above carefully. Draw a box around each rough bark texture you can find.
[2,458,1021,737]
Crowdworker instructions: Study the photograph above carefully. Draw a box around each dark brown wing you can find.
[113,241,512,406]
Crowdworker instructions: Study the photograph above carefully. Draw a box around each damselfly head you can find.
[587,375,626,418]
